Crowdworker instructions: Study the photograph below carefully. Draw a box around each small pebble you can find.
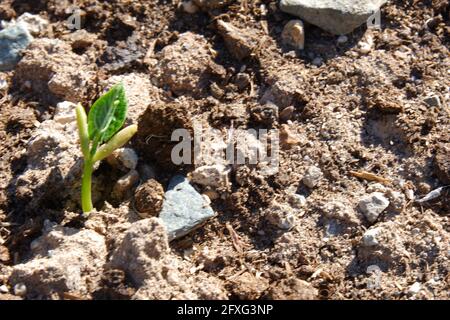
[362,227,381,246]
[289,193,306,209]
[337,35,348,44]
[13,283,27,296]
[107,148,138,171]
[280,106,295,122]
[281,20,305,50]
[312,57,323,66]
[423,95,441,108]
[0,284,8,293]
[358,192,390,223]
[303,166,323,189]
[408,282,421,295]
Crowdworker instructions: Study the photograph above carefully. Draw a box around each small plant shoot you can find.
[75,83,137,215]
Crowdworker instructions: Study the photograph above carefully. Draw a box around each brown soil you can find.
[0,0,449,300]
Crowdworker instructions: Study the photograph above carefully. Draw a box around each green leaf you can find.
[88,83,128,144]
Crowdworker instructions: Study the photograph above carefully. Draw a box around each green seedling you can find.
[75,83,137,215]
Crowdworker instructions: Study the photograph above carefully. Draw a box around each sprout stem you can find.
[81,157,94,214]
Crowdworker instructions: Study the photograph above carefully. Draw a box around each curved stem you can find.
[81,158,94,214]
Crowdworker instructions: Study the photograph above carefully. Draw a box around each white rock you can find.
[281,20,305,50]
[266,201,296,230]
[322,199,360,224]
[2,13,49,36]
[13,283,27,296]
[366,183,387,193]
[289,193,306,209]
[408,282,421,295]
[362,227,382,246]
[54,101,77,124]
[358,192,389,223]
[0,284,8,293]
[303,165,323,188]
[189,164,230,189]
[107,147,138,171]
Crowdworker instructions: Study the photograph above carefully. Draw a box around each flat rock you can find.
[358,192,389,223]
[159,175,215,241]
[279,0,387,35]
[0,22,33,71]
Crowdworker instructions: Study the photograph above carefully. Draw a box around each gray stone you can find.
[279,0,387,35]
[303,165,323,188]
[0,22,33,71]
[358,192,389,223]
[423,95,441,108]
[362,227,381,246]
[159,175,215,241]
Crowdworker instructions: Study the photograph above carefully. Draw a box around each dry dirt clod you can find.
[216,20,260,61]
[9,222,107,299]
[14,38,95,103]
[434,142,450,184]
[228,272,269,300]
[109,218,227,299]
[267,278,318,300]
[133,179,165,218]
[150,32,225,97]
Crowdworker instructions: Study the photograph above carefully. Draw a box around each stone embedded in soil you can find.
[322,199,362,225]
[159,175,215,241]
[134,179,165,218]
[281,20,305,50]
[302,165,323,188]
[423,95,441,108]
[2,13,49,36]
[106,147,139,171]
[109,218,227,299]
[53,101,77,124]
[14,38,95,102]
[265,200,297,230]
[358,192,390,223]
[0,22,33,71]
[9,222,107,298]
[362,227,382,246]
[111,169,140,202]
[216,20,259,61]
[189,164,231,190]
[279,0,388,35]
[150,32,225,97]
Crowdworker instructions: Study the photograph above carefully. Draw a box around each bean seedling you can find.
[75,83,137,215]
